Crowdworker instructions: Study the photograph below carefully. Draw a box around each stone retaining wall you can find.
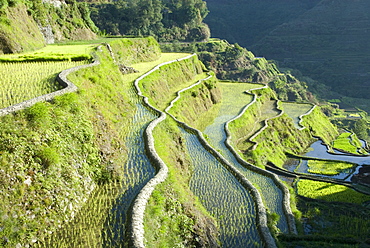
[165,78,278,248]
[298,105,316,131]
[130,54,197,248]
[0,55,100,117]
[225,86,298,235]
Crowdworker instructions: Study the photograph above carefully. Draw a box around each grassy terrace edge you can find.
[223,85,298,235]
[131,54,201,247]
[165,76,300,247]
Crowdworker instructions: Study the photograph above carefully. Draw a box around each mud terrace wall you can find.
[225,85,298,235]
[165,78,277,248]
[131,54,197,248]
[0,58,100,116]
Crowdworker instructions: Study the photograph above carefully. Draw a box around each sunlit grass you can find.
[307,160,355,175]
[297,179,370,204]
[332,132,366,154]
[120,53,191,83]
[0,61,87,108]
[0,44,97,62]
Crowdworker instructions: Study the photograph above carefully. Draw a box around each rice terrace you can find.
[1,37,370,248]
[0,35,370,247]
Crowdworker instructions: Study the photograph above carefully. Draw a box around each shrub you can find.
[25,102,51,128]
[36,146,60,169]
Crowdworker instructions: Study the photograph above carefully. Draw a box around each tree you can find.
[353,119,368,140]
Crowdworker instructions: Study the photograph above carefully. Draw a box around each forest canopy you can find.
[88,0,210,41]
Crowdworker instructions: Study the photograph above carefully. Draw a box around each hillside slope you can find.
[0,0,97,54]
[0,3,45,53]
[204,0,319,46]
[251,0,370,101]
[204,0,370,110]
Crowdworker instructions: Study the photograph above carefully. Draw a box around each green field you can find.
[0,44,96,62]
[307,160,355,176]
[0,61,87,108]
[332,132,366,155]
[296,179,370,204]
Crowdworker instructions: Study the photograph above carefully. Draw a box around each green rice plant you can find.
[167,72,222,131]
[138,54,204,110]
[0,60,87,108]
[227,86,277,149]
[306,160,355,175]
[296,179,370,204]
[0,44,95,62]
[332,132,366,154]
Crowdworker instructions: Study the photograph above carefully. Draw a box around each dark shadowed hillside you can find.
[204,0,320,47]
[204,0,370,111]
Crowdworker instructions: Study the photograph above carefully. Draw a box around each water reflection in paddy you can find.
[284,140,370,182]
[203,83,289,233]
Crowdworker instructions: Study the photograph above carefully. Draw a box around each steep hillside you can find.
[0,3,45,53]
[204,0,320,46]
[161,40,316,103]
[251,0,370,101]
[0,0,97,54]
[0,38,160,247]
[203,0,370,112]
[0,38,222,247]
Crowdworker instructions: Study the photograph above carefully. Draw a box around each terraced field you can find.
[30,52,191,247]
[36,98,157,247]
[0,61,87,108]
[280,102,314,129]
[5,41,356,247]
[182,128,262,247]
[203,83,289,233]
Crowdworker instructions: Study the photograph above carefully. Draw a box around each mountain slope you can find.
[204,0,370,114]
[0,0,97,54]
[251,0,370,100]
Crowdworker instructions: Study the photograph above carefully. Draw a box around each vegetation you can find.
[288,198,370,246]
[0,2,45,53]
[0,0,97,54]
[146,117,219,247]
[204,0,370,114]
[162,39,315,103]
[353,118,369,141]
[0,60,86,108]
[332,132,367,155]
[88,0,210,42]
[306,160,355,176]
[0,43,95,62]
[138,54,204,110]
[300,107,338,145]
[228,86,314,167]
[0,38,183,247]
[106,36,161,65]
[0,93,102,247]
[0,1,368,246]
[280,102,313,129]
[168,72,222,131]
[296,179,370,204]
[204,0,319,48]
